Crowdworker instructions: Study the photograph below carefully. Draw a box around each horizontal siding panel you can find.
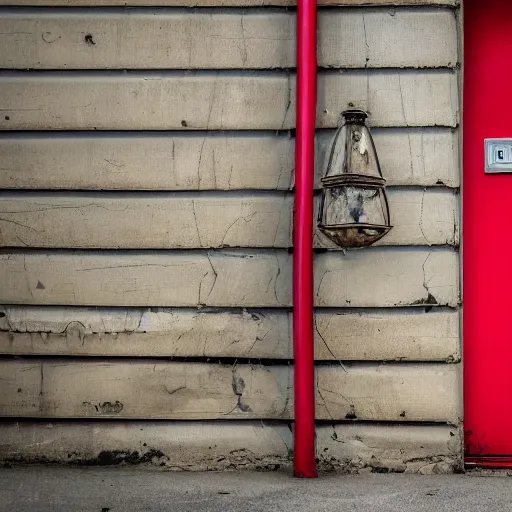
[0,248,459,307]
[313,308,459,361]
[0,128,460,190]
[0,189,457,249]
[0,306,460,361]
[0,70,458,130]
[0,9,457,70]
[316,364,459,422]
[315,248,458,308]
[0,1,459,6]
[0,359,459,422]
[1,192,295,249]
[317,423,461,472]
[0,422,461,473]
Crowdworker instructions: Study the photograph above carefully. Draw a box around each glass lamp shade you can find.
[318,109,392,248]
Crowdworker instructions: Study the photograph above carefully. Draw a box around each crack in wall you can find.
[279,365,293,417]
[317,387,334,421]
[204,252,218,301]
[418,188,430,245]
[362,13,371,107]
[273,251,282,304]
[196,79,218,189]
[197,271,209,307]
[164,385,186,396]
[281,72,292,130]
[0,204,129,214]
[222,363,251,414]
[314,315,347,372]
[397,74,414,178]
[0,217,42,233]
[272,198,288,248]
[191,200,203,247]
[421,252,438,305]
[239,15,248,67]
[316,270,333,306]
[220,212,258,247]
[23,254,33,300]
[77,263,182,272]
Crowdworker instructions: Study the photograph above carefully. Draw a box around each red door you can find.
[464,0,512,466]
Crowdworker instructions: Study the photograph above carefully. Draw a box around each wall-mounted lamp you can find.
[318,109,393,248]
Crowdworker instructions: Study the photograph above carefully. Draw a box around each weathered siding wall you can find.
[0,0,462,473]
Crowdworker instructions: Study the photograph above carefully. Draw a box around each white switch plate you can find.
[485,139,512,173]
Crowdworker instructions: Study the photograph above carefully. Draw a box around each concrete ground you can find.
[1,466,511,512]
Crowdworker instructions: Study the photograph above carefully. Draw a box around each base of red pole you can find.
[294,471,318,479]
[466,456,512,469]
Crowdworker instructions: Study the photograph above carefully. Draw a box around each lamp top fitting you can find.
[341,109,368,125]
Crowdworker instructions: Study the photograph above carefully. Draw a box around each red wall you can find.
[464,0,512,462]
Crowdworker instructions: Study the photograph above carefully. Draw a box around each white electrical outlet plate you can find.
[485,139,512,173]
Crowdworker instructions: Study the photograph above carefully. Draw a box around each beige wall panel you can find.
[0,248,458,307]
[0,128,459,190]
[0,70,458,130]
[0,422,461,473]
[317,423,461,473]
[0,306,293,360]
[0,189,457,248]
[313,308,459,361]
[0,360,290,419]
[314,248,458,307]
[0,250,292,307]
[0,9,457,69]
[0,306,460,361]
[0,1,459,6]
[0,193,293,249]
[0,133,296,191]
[0,360,459,421]
[316,363,459,422]
[318,8,457,69]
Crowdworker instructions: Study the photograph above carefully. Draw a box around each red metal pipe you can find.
[293,0,317,479]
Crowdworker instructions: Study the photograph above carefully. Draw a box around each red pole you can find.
[293,0,317,479]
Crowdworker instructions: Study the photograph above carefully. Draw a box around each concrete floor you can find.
[1,466,511,512]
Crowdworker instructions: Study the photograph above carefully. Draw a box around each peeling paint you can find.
[82,401,124,415]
